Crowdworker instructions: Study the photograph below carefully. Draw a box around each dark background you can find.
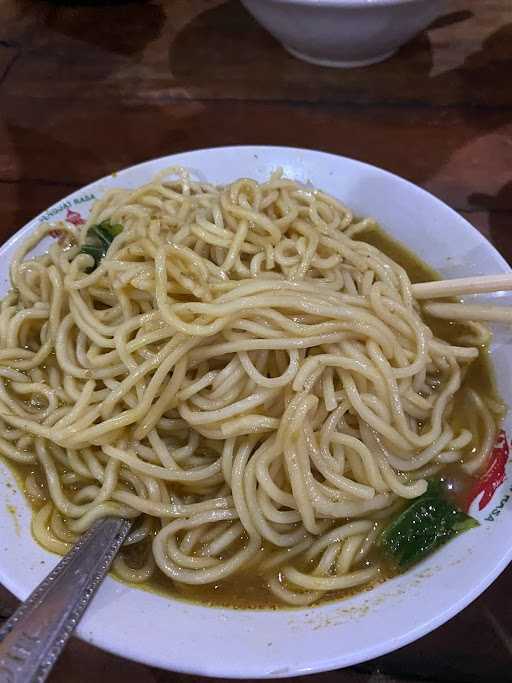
[1,0,512,680]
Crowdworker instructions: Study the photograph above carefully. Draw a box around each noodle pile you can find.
[0,169,500,606]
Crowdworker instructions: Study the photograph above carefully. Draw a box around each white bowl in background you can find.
[241,0,447,68]
[1,146,512,678]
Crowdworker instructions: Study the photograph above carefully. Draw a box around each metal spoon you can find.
[0,517,132,683]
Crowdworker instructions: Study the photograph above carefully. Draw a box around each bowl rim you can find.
[242,0,427,9]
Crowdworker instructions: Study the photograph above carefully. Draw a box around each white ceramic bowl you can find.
[1,146,512,679]
[241,0,446,68]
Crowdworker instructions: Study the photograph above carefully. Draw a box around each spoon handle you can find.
[0,517,131,683]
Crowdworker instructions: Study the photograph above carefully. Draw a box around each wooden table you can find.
[1,0,512,680]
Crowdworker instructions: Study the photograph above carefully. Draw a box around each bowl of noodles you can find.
[1,146,512,678]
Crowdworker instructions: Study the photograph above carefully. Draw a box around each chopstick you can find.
[412,274,512,300]
[423,302,512,323]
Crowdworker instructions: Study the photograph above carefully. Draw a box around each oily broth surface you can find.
[2,225,501,609]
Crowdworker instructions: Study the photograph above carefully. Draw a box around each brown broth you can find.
[0,225,503,609]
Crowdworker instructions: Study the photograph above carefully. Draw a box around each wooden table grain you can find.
[1,0,512,680]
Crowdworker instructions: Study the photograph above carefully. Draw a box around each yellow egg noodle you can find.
[0,169,500,606]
